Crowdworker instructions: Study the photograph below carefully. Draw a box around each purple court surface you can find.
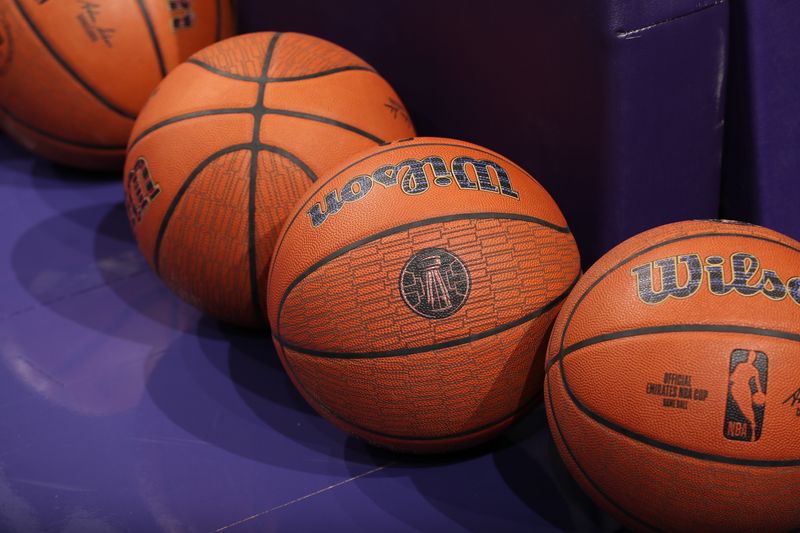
[0,135,621,531]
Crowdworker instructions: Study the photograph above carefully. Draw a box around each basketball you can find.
[125,32,415,328]
[545,220,800,532]
[267,137,580,453]
[0,0,234,170]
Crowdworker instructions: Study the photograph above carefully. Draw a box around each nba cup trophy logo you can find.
[125,157,161,227]
[169,0,195,30]
[724,349,768,441]
[400,248,470,319]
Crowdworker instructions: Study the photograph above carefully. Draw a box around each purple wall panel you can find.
[237,0,728,266]
[722,0,800,241]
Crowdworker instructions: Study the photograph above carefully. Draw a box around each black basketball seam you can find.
[545,370,664,533]
[257,144,319,183]
[548,324,800,374]
[550,229,800,469]
[128,107,253,150]
[134,0,167,78]
[1,105,126,150]
[142,32,338,327]
[556,230,800,355]
[276,212,573,342]
[248,144,262,326]
[558,358,800,468]
[150,142,310,286]
[268,141,557,285]
[187,59,376,84]
[9,0,136,119]
[276,275,578,359]
[263,108,385,144]
[278,339,540,442]
[552,324,800,467]
[267,65,376,83]
[186,58,261,82]
[247,32,282,330]
[153,143,252,273]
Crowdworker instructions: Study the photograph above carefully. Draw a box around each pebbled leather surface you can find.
[545,219,800,532]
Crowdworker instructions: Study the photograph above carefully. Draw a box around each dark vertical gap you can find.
[215,0,223,41]
[720,2,758,223]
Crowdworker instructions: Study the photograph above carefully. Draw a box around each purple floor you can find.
[0,135,620,532]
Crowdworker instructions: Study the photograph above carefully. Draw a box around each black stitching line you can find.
[263,108,384,144]
[267,141,558,286]
[1,105,125,150]
[135,0,167,77]
[153,143,252,273]
[127,107,253,150]
[247,33,282,330]
[276,274,578,359]
[10,0,136,119]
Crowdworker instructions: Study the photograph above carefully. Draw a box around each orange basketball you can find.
[545,219,800,532]
[125,32,415,328]
[267,137,580,453]
[0,0,234,170]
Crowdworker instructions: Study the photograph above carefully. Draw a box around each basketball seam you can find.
[267,65,377,83]
[247,32,282,330]
[153,143,252,273]
[278,333,540,442]
[187,58,261,82]
[134,44,387,170]
[275,212,573,343]
[10,0,137,120]
[267,141,557,285]
[128,107,253,150]
[147,32,398,326]
[545,371,664,533]
[1,105,126,150]
[258,144,319,183]
[556,230,800,355]
[551,324,800,468]
[552,229,800,468]
[183,62,386,145]
[548,324,800,374]
[558,357,800,468]
[134,0,167,78]
[151,141,314,285]
[276,274,578,359]
[263,108,385,144]
[187,58,376,84]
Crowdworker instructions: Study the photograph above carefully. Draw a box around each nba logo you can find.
[724,349,768,442]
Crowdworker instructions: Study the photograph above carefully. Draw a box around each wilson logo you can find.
[125,157,161,227]
[631,253,800,305]
[307,155,519,228]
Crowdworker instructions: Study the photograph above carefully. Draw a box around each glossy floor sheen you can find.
[0,136,620,532]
